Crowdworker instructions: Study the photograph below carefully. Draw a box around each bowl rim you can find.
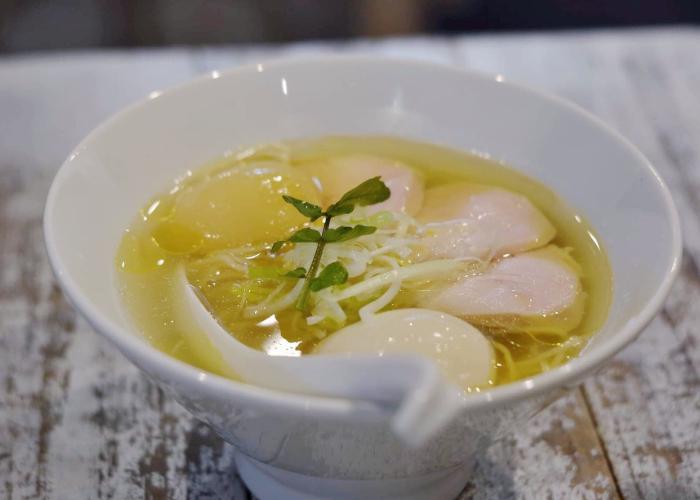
[43,55,682,416]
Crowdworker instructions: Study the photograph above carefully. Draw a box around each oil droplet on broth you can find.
[116,230,170,272]
[151,221,204,254]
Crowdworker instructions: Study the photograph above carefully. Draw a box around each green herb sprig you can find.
[272,176,390,311]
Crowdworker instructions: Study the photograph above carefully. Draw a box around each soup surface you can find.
[117,136,612,392]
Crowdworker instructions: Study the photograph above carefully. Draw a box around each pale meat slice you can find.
[416,183,555,261]
[297,154,424,215]
[419,246,582,321]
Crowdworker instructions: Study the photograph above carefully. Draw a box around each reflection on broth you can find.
[117,136,612,392]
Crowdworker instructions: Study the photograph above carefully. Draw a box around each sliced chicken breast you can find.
[297,154,424,215]
[416,183,555,261]
[419,246,583,326]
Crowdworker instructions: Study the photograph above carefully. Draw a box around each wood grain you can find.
[462,389,620,499]
[570,37,700,499]
[2,28,699,498]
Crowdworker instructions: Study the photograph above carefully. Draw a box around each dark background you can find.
[1,0,699,53]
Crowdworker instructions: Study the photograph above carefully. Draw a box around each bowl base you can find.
[235,452,472,500]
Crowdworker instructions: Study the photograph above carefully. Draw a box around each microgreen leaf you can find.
[274,177,391,313]
[326,177,390,216]
[248,265,306,279]
[284,267,307,279]
[282,195,323,221]
[271,241,286,253]
[323,224,377,243]
[309,261,348,292]
[288,228,322,243]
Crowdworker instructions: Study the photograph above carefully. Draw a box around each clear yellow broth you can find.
[116,136,612,390]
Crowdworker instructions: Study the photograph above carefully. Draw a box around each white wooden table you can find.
[2,27,700,499]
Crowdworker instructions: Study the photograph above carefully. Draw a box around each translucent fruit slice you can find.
[170,160,321,251]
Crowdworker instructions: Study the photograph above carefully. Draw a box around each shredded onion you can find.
[358,257,401,321]
[332,260,464,302]
[243,280,305,318]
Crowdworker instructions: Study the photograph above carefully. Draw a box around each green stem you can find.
[295,215,332,311]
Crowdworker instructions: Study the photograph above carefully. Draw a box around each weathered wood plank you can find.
[0,168,77,499]
[446,30,700,498]
[462,389,620,499]
[0,53,227,500]
[569,36,700,498]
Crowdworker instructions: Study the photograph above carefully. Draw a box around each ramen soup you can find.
[117,136,612,392]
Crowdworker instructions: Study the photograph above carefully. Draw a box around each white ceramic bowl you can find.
[44,57,681,500]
